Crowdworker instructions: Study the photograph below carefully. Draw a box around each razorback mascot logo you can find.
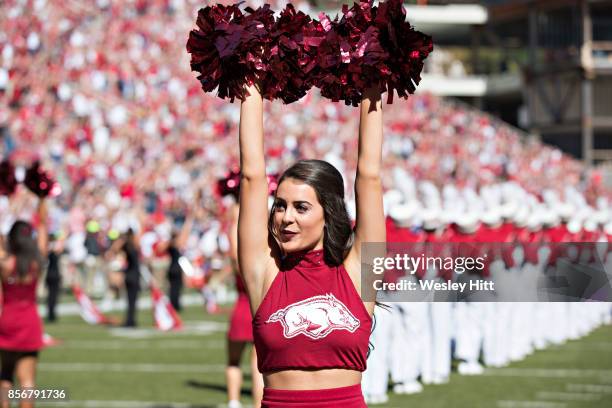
[266,294,360,339]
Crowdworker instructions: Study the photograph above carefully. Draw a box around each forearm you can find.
[177,216,194,250]
[37,199,48,223]
[108,238,123,257]
[352,88,385,246]
[229,208,239,262]
[236,85,272,286]
[357,88,383,178]
[0,238,6,259]
[36,199,48,255]
[239,84,265,179]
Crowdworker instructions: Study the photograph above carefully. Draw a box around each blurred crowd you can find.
[0,0,610,296]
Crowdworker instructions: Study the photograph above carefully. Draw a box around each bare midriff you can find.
[264,368,362,390]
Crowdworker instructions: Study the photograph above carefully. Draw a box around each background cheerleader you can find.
[0,195,48,408]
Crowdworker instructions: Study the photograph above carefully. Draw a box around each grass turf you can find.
[36,304,612,408]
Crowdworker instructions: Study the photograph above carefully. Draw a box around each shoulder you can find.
[0,255,16,279]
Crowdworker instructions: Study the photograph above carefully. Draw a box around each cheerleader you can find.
[236,83,384,407]
[0,197,48,408]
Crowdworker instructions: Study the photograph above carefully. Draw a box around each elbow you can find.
[240,171,267,183]
[356,166,382,181]
[356,157,381,179]
[355,175,382,196]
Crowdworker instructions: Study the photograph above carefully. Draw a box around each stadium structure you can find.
[316,0,612,182]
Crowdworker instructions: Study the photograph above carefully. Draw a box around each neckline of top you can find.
[281,248,326,270]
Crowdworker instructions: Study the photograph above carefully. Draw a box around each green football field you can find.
[33,304,612,408]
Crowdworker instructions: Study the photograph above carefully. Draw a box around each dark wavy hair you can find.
[267,159,353,266]
[7,220,43,280]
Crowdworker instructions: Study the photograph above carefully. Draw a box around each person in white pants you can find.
[362,282,427,403]
[391,302,427,394]
[362,305,394,405]
[454,300,485,375]
[421,302,452,384]
[419,205,454,384]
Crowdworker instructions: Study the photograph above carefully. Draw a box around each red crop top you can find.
[252,249,372,373]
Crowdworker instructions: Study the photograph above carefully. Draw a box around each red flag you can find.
[72,284,111,325]
[150,284,183,331]
[179,256,205,289]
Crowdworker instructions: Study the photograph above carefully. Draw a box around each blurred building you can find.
[483,0,612,169]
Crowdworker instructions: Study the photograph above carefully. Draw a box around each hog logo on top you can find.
[266,294,360,340]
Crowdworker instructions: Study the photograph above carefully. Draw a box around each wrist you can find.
[243,82,262,101]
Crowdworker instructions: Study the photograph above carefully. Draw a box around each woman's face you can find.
[272,178,325,253]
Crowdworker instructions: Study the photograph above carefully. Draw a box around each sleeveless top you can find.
[253,249,372,373]
[167,245,182,280]
[0,262,44,351]
[122,242,141,285]
[46,251,61,283]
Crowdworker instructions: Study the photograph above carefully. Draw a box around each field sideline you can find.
[34,304,612,408]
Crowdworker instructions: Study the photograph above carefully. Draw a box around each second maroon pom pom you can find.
[24,162,57,198]
[0,160,18,196]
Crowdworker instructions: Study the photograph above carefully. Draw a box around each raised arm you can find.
[36,199,48,259]
[237,84,274,307]
[176,212,195,252]
[345,88,386,315]
[106,236,125,259]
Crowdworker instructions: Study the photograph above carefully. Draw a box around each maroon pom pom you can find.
[24,161,56,198]
[308,2,387,106]
[217,170,241,199]
[301,15,327,70]
[186,3,248,102]
[217,171,277,198]
[0,160,18,196]
[186,0,432,105]
[312,0,432,105]
[187,3,276,102]
[375,0,433,102]
[261,4,314,103]
[240,4,276,77]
